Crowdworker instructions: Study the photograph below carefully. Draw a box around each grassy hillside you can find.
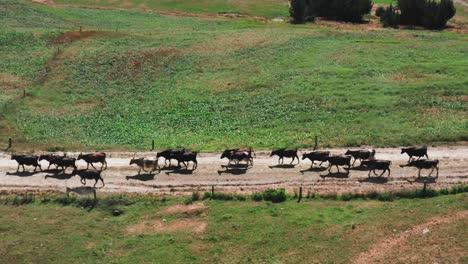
[0,193,467,263]
[0,0,467,150]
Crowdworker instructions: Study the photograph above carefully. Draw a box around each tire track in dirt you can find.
[353,210,468,264]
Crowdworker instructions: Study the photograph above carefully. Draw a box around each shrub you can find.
[377,192,394,201]
[290,0,372,23]
[375,6,385,17]
[251,192,263,201]
[202,192,212,200]
[340,193,354,201]
[191,192,200,202]
[262,189,287,203]
[380,4,400,28]
[398,0,455,28]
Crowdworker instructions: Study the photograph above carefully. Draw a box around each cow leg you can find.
[435,167,439,178]
[16,164,20,172]
[319,161,324,167]
[428,167,435,177]
[373,169,378,175]
[138,167,141,175]
[100,177,105,187]
[368,170,372,177]
[81,178,86,185]
[22,164,26,172]
[290,157,294,165]
[387,168,391,177]
[94,178,98,188]
[47,163,52,170]
[103,160,108,170]
[379,170,385,177]
[418,168,421,178]
[193,161,198,170]
[336,165,340,173]
[352,159,356,167]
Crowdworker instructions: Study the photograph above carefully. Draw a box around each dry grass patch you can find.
[162,202,206,215]
[51,31,120,45]
[0,73,29,90]
[126,218,208,235]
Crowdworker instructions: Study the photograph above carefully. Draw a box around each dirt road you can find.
[1,146,467,195]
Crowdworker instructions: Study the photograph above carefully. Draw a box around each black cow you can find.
[271,149,299,164]
[174,151,198,170]
[11,154,42,172]
[78,152,107,170]
[71,169,105,187]
[361,159,391,177]
[157,149,185,166]
[345,149,375,167]
[55,157,77,171]
[327,155,352,173]
[400,159,439,177]
[130,157,160,174]
[401,147,428,162]
[39,154,66,170]
[221,148,253,166]
[302,151,330,168]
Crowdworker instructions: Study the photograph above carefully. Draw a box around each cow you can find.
[39,154,66,170]
[345,149,375,167]
[327,155,352,173]
[271,149,299,164]
[77,152,107,170]
[11,154,42,172]
[55,157,77,172]
[130,155,160,174]
[71,169,105,188]
[157,149,185,166]
[361,159,391,177]
[401,147,428,162]
[174,151,198,170]
[400,159,439,178]
[302,151,330,168]
[221,148,254,166]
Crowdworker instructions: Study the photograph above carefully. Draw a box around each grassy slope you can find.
[0,0,467,150]
[54,0,397,18]
[0,194,467,263]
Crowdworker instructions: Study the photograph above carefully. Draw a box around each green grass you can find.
[0,192,467,263]
[0,0,467,150]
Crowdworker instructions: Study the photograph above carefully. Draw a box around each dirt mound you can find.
[126,218,207,235]
[51,31,117,44]
[162,202,206,215]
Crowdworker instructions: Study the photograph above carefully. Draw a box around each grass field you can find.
[0,0,467,151]
[0,192,467,263]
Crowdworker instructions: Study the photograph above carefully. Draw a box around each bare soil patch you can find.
[126,218,208,235]
[162,202,206,215]
[51,31,118,45]
[0,73,29,90]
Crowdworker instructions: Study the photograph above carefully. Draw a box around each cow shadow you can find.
[300,166,328,174]
[348,165,370,171]
[6,170,41,177]
[160,165,181,171]
[358,177,389,184]
[407,176,437,184]
[320,171,350,179]
[165,168,196,175]
[45,172,75,180]
[269,164,297,169]
[217,164,251,175]
[126,173,156,181]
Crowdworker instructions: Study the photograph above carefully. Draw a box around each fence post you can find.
[211,185,214,197]
[151,140,155,151]
[297,186,303,203]
[79,26,82,32]
[313,135,318,150]
[6,138,12,150]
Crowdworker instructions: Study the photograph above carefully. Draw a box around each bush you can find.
[398,0,455,28]
[262,189,287,203]
[202,192,212,200]
[340,193,354,201]
[290,0,372,23]
[380,4,400,28]
[191,192,200,202]
[377,192,394,201]
[251,192,263,201]
[375,6,385,17]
